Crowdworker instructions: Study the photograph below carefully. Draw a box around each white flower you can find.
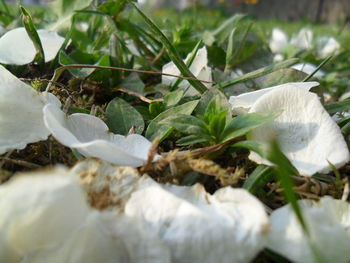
[232,83,349,176]
[269,28,289,54]
[0,65,60,154]
[229,81,319,115]
[290,28,313,51]
[267,197,350,263]
[43,102,156,167]
[317,36,340,58]
[162,46,212,96]
[125,176,270,263]
[0,27,64,65]
[70,158,141,211]
[0,168,90,262]
[0,167,170,263]
[291,62,325,78]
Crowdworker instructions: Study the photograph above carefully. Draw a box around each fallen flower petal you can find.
[0,65,60,154]
[229,82,319,114]
[269,28,288,54]
[291,62,325,78]
[248,84,350,176]
[317,36,340,58]
[125,176,270,263]
[290,28,313,51]
[43,103,156,167]
[29,211,171,263]
[70,158,141,211]
[0,168,90,262]
[0,166,170,263]
[162,46,212,95]
[267,197,350,263]
[0,27,65,65]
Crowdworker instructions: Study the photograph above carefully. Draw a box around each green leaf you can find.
[59,51,110,78]
[208,14,246,45]
[146,100,199,141]
[225,22,252,72]
[59,51,95,78]
[48,0,93,31]
[243,165,274,193]
[196,88,231,116]
[20,6,45,66]
[163,89,185,108]
[105,98,144,135]
[325,97,350,114]
[120,72,145,94]
[149,102,165,118]
[129,1,208,94]
[160,114,208,135]
[221,111,281,142]
[177,135,210,146]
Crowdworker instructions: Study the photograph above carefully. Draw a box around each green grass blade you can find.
[128,1,208,94]
[20,6,45,66]
[302,55,332,82]
[216,58,299,89]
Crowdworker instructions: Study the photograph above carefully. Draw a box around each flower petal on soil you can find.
[0,65,59,154]
[317,36,340,58]
[162,46,212,95]
[269,28,289,54]
[0,27,64,65]
[43,103,156,167]
[267,197,350,263]
[248,84,350,176]
[229,82,319,114]
[125,176,270,263]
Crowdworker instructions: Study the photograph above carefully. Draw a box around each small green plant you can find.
[161,95,280,146]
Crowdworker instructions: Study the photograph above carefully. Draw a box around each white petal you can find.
[229,82,319,114]
[268,197,350,263]
[269,28,289,54]
[317,36,340,58]
[0,168,90,262]
[29,211,171,263]
[0,65,57,154]
[70,159,141,211]
[273,53,284,62]
[43,103,155,167]
[291,63,325,78]
[0,27,64,65]
[162,46,212,94]
[248,84,350,176]
[125,177,269,263]
[290,28,313,51]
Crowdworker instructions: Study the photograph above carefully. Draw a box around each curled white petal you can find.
[269,28,289,54]
[291,63,325,78]
[0,168,90,262]
[317,36,340,58]
[0,27,65,65]
[248,84,350,176]
[162,46,212,95]
[268,197,350,263]
[0,65,58,154]
[290,28,313,51]
[43,103,155,167]
[229,82,319,114]
[125,177,270,263]
[70,159,141,211]
[29,211,171,263]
